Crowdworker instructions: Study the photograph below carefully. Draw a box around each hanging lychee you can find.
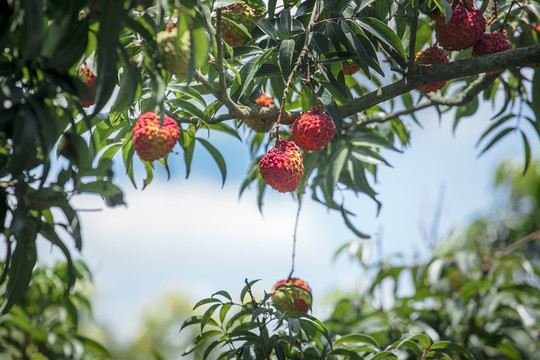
[245,94,276,133]
[132,112,180,162]
[220,2,259,47]
[271,278,312,313]
[435,5,486,51]
[259,139,304,193]
[415,45,449,93]
[472,30,512,74]
[77,64,96,108]
[291,107,335,151]
[156,28,191,77]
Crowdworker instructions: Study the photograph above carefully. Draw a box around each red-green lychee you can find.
[259,139,304,193]
[472,30,512,74]
[271,278,312,313]
[435,5,486,51]
[156,28,191,77]
[132,112,180,162]
[220,2,259,47]
[415,45,449,93]
[245,94,276,132]
[291,107,335,151]
[341,62,360,75]
[77,64,96,107]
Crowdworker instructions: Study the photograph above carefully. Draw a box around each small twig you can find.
[274,0,320,141]
[407,0,419,72]
[215,9,228,95]
[494,231,540,259]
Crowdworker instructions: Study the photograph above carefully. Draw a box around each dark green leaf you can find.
[279,39,295,80]
[197,138,227,187]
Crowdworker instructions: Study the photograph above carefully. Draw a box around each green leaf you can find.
[353,17,406,64]
[279,9,292,35]
[365,351,398,360]
[334,334,379,347]
[257,18,277,40]
[520,130,531,175]
[111,61,140,112]
[279,39,295,80]
[326,147,349,196]
[478,127,515,156]
[531,69,540,132]
[430,341,477,360]
[193,297,222,310]
[20,0,43,65]
[1,221,38,314]
[197,138,227,187]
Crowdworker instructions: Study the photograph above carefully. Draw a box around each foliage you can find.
[184,160,540,359]
[0,261,111,359]
[0,0,539,318]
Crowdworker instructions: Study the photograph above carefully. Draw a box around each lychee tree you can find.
[0,0,539,352]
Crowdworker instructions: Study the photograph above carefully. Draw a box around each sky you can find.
[37,87,539,345]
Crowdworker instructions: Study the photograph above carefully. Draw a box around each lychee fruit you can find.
[132,112,180,162]
[414,45,449,93]
[291,107,335,151]
[341,62,360,75]
[271,278,312,313]
[77,64,96,107]
[472,30,512,74]
[220,2,259,47]
[435,5,486,51]
[156,28,191,77]
[259,139,304,193]
[245,94,276,133]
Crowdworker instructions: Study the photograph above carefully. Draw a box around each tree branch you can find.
[341,43,540,118]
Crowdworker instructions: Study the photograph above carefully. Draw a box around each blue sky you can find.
[38,90,539,344]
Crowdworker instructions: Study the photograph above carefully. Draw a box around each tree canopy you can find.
[0,0,539,336]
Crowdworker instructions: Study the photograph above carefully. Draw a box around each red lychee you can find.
[245,94,276,132]
[77,64,96,107]
[472,31,512,74]
[259,139,304,193]
[220,2,259,47]
[415,45,449,93]
[271,278,311,313]
[132,112,180,162]
[435,5,486,51]
[291,107,335,151]
[341,62,360,75]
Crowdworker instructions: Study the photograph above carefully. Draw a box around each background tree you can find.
[0,0,539,349]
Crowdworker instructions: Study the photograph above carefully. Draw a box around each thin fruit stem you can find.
[274,0,320,144]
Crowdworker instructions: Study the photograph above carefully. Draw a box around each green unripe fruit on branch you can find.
[156,28,191,77]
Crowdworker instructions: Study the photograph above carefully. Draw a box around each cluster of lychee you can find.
[415,0,512,93]
[77,64,97,107]
[258,105,335,193]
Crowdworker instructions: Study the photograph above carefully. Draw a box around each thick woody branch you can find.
[341,43,540,118]
[361,72,499,125]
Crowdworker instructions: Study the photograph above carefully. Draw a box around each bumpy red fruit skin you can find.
[221,3,258,47]
[271,278,311,313]
[132,112,180,162]
[472,31,512,74]
[245,94,276,132]
[415,46,449,93]
[259,139,304,193]
[435,5,486,51]
[341,62,360,75]
[291,107,335,151]
[77,65,96,107]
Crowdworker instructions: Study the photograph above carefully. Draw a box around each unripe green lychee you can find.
[245,94,276,133]
[77,64,96,107]
[259,139,304,193]
[156,28,191,77]
[414,45,449,93]
[133,112,180,162]
[271,278,311,313]
[221,2,259,47]
[435,5,486,51]
[291,107,335,151]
